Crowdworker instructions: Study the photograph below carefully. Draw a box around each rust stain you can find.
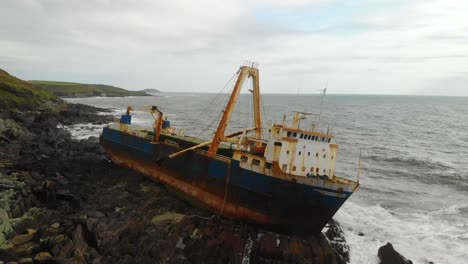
[104,146,283,226]
[281,137,298,143]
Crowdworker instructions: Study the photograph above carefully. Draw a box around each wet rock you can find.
[378,242,413,264]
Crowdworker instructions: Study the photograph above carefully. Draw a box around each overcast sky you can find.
[1,0,467,95]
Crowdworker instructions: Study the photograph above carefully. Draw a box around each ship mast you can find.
[208,64,262,155]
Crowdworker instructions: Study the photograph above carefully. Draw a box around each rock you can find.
[48,257,68,264]
[86,210,105,219]
[17,258,33,264]
[151,212,184,225]
[33,252,51,263]
[14,241,35,256]
[51,223,60,229]
[51,237,74,258]
[0,242,15,262]
[25,229,36,235]
[10,233,34,245]
[378,242,413,264]
[0,208,9,222]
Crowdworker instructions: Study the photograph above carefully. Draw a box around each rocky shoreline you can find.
[0,102,352,263]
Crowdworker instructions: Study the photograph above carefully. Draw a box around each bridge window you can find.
[316,168,319,173]
[323,154,326,158]
[287,131,291,137]
[323,169,326,173]
[331,156,334,160]
[300,133,303,139]
[292,166,296,171]
[312,136,315,141]
[308,152,310,156]
[274,142,282,146]
[302,166,306,172]
[328,138,331,143]
[286,150,290,155]
[266,162,272,169]
[310,167,314,172]
[293,132,297,138]
[316,153,318,157]
[240,156,248,163]
[298,151,301,156]
[252,159,260,166]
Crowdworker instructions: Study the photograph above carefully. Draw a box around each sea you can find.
[65,93,468,264]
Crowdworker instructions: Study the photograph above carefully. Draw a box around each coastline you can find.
[0,101,351,263]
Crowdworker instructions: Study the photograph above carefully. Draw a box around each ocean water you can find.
[65,93,468,264]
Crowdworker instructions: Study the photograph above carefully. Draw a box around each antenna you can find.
[357,148,362,183]
[315,82,328,130]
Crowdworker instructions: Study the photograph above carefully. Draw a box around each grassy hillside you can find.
[30,80,150,98]
[0,69,55,109]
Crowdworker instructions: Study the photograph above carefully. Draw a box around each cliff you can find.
[0,69,56,110]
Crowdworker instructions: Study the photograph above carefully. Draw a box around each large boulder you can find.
[378,242,412,264]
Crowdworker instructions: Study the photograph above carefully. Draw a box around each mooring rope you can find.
[186,162,232,220]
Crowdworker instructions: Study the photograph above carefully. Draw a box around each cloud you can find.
[0,0,467,95]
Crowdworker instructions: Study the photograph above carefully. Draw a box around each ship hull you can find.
[100,127,353,233]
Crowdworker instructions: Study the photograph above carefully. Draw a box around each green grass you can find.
[0,69,55,110]
[30,80,149,98]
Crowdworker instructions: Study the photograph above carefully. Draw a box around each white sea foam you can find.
[335,199,468,264]
[58,123,109,140]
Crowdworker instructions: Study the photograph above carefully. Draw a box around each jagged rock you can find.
[378,243,413,264]
[10,234,34,246]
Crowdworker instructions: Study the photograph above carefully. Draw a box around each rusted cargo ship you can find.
[99,64,360,233]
